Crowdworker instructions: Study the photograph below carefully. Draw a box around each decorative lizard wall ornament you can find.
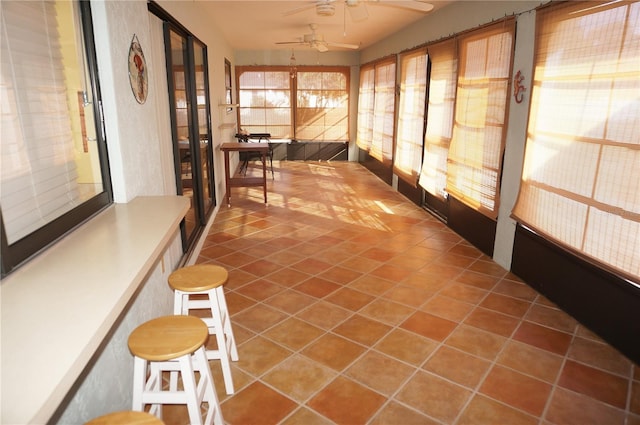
[514,70,526,104]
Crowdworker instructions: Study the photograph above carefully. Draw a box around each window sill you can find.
[0,196,190,425]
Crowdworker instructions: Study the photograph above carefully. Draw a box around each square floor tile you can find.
[374,328,438,366]
[464,307,520,337]
[308,376,386,425]
[545,387,626,425]
[496,340,563,383]
[423,345,490,389]
[400,311,457,342]
[479,365,552,416]
[301,333,366,372]
[333,314,392,346]
[295,301,352,330]
[264,289,317,314]
[445,324,507,360]
[370,401,439,425]
[233,304,289,333]
[263,317,325,351]
[396,370,471,423]
[345,350,414,396]
[558,360,628,409]
[513,321,572,356]
[237,336,292,376]
[325,287,375,311]
[458,394,538,425]
[262,354,336,402]
[359,298,415,326]
[221,381,297,425]
[294,277,341,299]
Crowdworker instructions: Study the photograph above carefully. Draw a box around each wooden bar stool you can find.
[168,264,238,395]
[128,315,223,425]
[85,411,164,425]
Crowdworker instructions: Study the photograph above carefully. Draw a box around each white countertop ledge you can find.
[1,196,190,425]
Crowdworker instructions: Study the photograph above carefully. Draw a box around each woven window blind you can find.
[512,1,640,281]
[296,70,349,141]
[0,1,84,244]
[394,48,428,186]
[418,39,457,198]
[370,59,396,164]
[356,65,375,152]
[237,69,292,138]
[446,20,515,219]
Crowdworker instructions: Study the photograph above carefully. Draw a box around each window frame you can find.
[511,0,640,283]
[394,47,429,186]
[0,0,112,276]
[235,65,350,142]
[224,58,233,113]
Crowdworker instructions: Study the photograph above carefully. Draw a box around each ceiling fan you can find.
[275,23,359,52]
[283,0,434,22]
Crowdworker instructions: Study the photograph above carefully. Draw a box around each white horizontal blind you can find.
[394,48,427,186]
[512,1,640,281]
[370,58,396,164]
[418,39,457,199]
[356,65,375,152]
[446,20,515,219]
[1,1,81,244]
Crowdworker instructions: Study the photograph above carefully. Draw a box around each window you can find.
[1,0,111,275]
[370,58,397,164]
[356,65,375,153]
[394,48,428,185]
[296,69,349,141]
[512,1,640,282]
[236,66,349,141]
[237,67,292,138]
[418,39,457,200]
[224,58,233,113]
[446,20,515,219]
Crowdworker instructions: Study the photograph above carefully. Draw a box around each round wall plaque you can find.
[128,34,148,104]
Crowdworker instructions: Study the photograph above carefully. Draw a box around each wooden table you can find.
[220,142,269,206]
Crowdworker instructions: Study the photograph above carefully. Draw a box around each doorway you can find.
[162,21,216,252]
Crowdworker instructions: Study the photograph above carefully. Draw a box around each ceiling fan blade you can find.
[282,2,316,16]
[275,41,305,45]
[325,41,359,49]
[373,0,434,13]
[347,3,368,22]
[314,42,330,52]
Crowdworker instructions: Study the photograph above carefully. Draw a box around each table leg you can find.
[262,151,267,204]
[223,150,231,207]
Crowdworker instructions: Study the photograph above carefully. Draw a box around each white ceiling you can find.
[197,0,452,52]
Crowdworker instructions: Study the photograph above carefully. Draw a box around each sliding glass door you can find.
[165,25,215,250]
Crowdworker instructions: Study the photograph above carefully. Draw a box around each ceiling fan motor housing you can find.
[316,2,336,16]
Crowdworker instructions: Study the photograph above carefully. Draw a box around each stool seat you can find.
[169,264,228,292]
[85,411,164,425]
[129,315,222,425]
[128,315,208,362]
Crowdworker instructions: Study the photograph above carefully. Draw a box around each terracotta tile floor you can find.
[168,161,639,425]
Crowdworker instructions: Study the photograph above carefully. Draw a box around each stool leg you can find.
[179,354,203,425]
[194,346,223,425]
[208,288,235,394]
[216,286,239,361]
[169,290,187,392]
[131,356,147,412]
[147,362,163,419]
